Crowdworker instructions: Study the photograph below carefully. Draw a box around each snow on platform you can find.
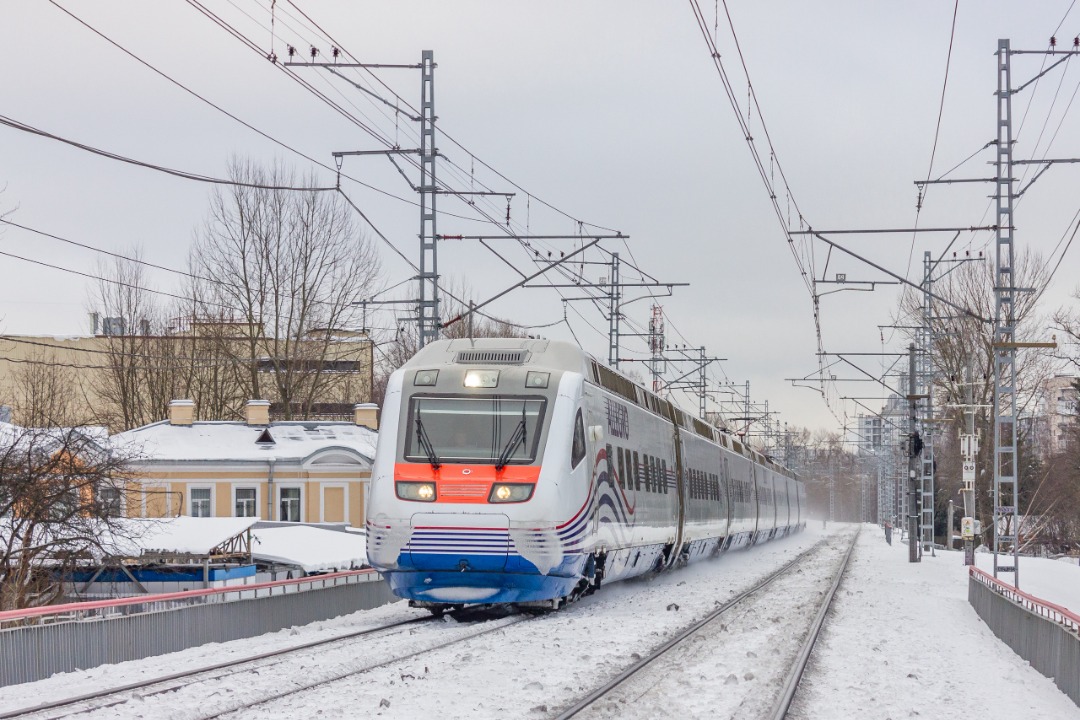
[974,551,1080,614]
[791,527,1080,719]
[250,525,366,572]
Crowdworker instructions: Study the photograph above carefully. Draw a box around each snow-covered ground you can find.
[973,550,1080,612]
[792,527,1080,719]
[3,524,1079,719]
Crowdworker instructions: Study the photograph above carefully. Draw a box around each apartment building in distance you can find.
[0,318,374,430]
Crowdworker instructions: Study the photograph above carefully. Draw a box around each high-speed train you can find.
[366,338,805,611]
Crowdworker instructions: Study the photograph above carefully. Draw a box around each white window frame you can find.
[319,482,350,523]
[188,485,215,518]
[232,484,261,519]
[140,482,173,518]
[277,484,303,522]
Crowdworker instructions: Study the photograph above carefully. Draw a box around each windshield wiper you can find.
[415,414,441,470]
[495,406,528,471]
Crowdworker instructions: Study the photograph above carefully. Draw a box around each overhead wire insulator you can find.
[310,46,319,60]
[287,45,296,59]
[332,47,340,61]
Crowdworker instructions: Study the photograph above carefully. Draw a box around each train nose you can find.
[407,513,511,572]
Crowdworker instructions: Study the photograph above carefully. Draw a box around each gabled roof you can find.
[113,420,377,465]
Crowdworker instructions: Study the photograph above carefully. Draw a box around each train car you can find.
[366,338,804,611]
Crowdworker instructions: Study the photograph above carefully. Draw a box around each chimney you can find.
[354,403,378,430]
[245,399,271,426]
[168,399,195,426]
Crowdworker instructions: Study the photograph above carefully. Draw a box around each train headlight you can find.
[488,483,534,503]
[464,369,499,388]
[414,369,439,386]
[397,481,437,502]
[525,371,550,389]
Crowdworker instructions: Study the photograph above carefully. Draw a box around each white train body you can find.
[366,338,805,607]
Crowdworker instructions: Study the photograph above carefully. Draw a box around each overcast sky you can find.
[1,1,1078,434]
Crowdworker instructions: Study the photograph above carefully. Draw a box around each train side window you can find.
[571,410,586,468]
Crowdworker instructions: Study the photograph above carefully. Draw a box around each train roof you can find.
[404,338,797,479]
[403,338,592,375]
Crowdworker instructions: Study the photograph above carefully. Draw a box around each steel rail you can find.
[553,532,842,719]
[2,615,434,720]
[768,528,861,719]
[196,613,531,720]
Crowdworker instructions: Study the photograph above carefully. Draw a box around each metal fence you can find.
[969,567,1080,706]
[0,570,397,687]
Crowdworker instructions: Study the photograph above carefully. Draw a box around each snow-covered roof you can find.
[250,525,367,572]
[104,516,258,557]
[114,420,377,465]
[0,421,111,454]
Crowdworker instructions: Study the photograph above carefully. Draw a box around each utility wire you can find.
[46,0,477,218]
[0,114,335,191]
[283,0,621,235]
[908,0,960,280]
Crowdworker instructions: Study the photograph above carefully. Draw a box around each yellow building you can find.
[113,400,378,527]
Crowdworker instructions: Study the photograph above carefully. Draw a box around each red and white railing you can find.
[0,568,379,628]
[970,566,1080,634]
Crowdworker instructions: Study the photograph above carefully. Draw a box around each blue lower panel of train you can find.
[386,553,583,604]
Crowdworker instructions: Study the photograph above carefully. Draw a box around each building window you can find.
[190,488,212,517]
[98,487,123,516]
[280,487,301,522]
[235,487,257,517]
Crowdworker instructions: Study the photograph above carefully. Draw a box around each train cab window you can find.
[571,410,586,468]
[406,395,547,465]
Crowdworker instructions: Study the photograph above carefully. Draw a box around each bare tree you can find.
[189,159,380,419]
[0,376,140,611]
[6,350,83,428]
[89,254,198,430]
[896,250,1055,544]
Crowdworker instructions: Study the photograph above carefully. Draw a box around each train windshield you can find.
[405,396,547,465]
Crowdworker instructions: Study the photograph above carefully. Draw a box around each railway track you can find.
[767,529,859,720]
[4,608,524,720]
[554,528,860,719]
